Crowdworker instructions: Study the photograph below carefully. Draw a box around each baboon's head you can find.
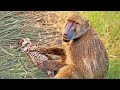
[62,12,90,42]
[18,38,36,53]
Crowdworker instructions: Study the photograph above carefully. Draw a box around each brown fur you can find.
[62,29,109,79]
[31,12,109,79]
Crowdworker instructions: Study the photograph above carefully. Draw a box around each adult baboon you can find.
[31,12,109,79]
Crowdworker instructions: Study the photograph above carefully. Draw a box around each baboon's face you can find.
[18,38,32,53]
[62,13,89,42]
[63,19,82,42]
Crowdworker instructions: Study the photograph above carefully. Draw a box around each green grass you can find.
[0,11,50,79]
[107,59,120,79]
[81,12,119,35]
[0,11,120,79]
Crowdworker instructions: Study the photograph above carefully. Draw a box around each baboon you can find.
[25,12,109,79]
[18,38,65,77]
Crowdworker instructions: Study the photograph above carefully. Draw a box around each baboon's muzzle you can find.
[62,34,70,42]
[63,38,70,42]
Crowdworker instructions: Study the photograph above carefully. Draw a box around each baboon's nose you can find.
[63,33,67,38]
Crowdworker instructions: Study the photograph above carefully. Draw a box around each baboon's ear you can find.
[84,20,89,28]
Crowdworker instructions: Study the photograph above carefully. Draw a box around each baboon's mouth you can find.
[63,39,70,42]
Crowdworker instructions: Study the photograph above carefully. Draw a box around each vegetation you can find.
[0,11,119,79]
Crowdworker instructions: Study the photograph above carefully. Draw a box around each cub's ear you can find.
[18,38,24,46]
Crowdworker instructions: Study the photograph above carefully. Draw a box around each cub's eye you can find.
[25,43,30,46]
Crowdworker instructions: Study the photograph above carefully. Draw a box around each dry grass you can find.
[0,11,63,79]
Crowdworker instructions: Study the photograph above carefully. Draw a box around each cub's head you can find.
[18,38,36,53]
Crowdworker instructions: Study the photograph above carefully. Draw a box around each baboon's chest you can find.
[65,38,90,65]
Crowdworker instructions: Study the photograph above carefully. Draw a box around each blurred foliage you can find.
[0,11,119,79]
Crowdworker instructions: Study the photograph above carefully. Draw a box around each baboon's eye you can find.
[67,19,73,23]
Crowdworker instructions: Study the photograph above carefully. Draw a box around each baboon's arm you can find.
[36,47,65,56]
[54,65,72,79]
[37,59,67,71]
[37,47,66,63]
[29,47,66,71]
